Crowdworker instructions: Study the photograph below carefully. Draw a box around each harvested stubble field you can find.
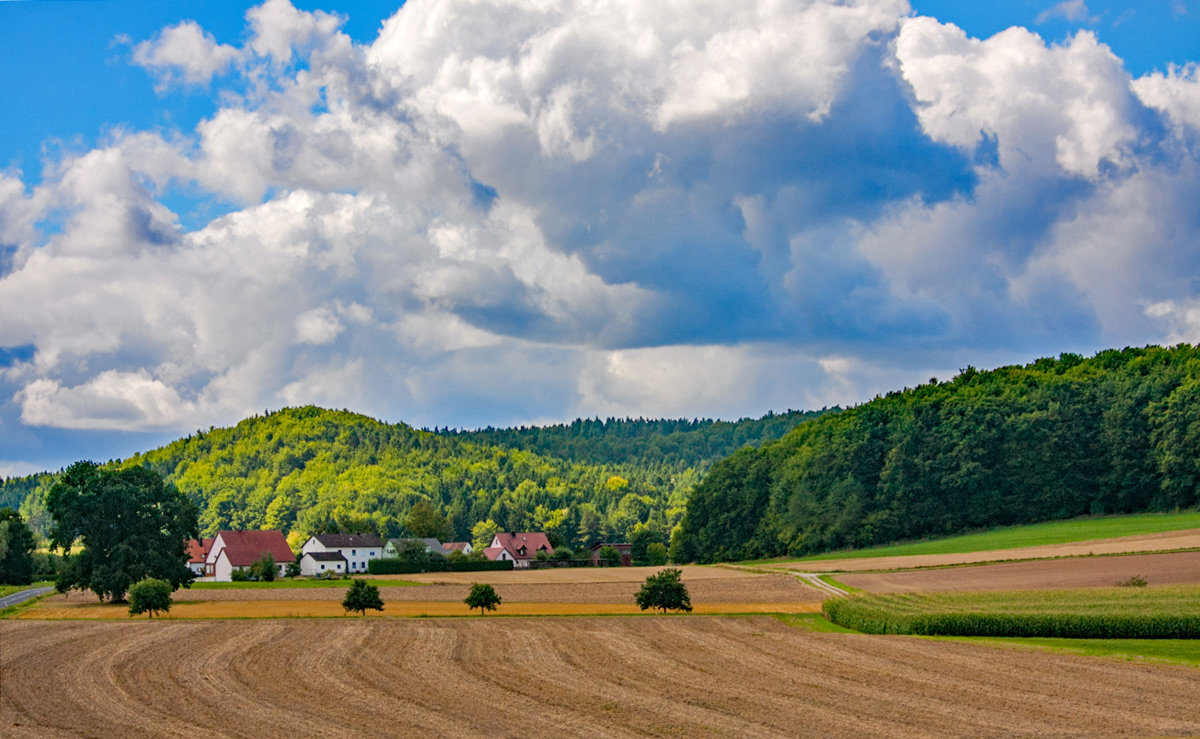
[139,572,819,604]
[6,618,1200,738]
[784,528,1200,572]
[838,550,1200,593]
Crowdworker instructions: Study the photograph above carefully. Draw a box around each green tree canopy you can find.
[249,553,277,582]
[0,508,36,585]
[47,461,198,602]
[127,578,173,618]
[405,499,453,541]
[342,579,384,616]
[597,545,622,567]
[634,568,692,614]
[464,582,502,615]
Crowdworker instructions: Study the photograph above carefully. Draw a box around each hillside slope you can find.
[11,406,817,545]
[676,345,1200,562]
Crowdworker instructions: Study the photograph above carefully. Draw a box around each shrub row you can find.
[822,597,1200,639]
[367,559,514,575]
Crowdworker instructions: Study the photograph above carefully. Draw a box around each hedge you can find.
[368,559,514,575]
[822,595,1200,639]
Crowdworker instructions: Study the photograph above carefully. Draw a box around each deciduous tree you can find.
[47,461,198,602]
[342,579,384,616]
[464,582,501,615]
[127,578,172,618]
[635,568,692,614]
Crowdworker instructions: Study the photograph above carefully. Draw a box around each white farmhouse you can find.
[299,551,347,576]
[300,533,384,574]
[204,530,295,582]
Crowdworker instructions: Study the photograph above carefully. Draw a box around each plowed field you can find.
[840,550,1200,593]
[784,528,1200,572]
[5,618,1200,738]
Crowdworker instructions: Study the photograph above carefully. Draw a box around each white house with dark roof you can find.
[299,550,347,576]
[300,533,384,574]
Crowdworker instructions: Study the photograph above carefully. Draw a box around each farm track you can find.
[839,550,1200,592]
[5,618,1200,738]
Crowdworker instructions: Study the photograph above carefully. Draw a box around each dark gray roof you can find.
[311,533,383,548]
[387,537,448,556]
[303,551,346,562]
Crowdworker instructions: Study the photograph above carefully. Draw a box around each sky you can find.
[1,0,1199,475]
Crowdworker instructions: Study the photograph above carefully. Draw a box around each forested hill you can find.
[8,406,819,547]
[443,409,830,466]
[675,345,1200,563]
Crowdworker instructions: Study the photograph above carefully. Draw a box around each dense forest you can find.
[9,407,816,550]
[446,410,829,466]
[674,345,1200,562]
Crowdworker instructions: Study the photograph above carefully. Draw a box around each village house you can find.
[300,533,384,574]
[205,530,295,581]
[186,538,213,577]
[383,537,448,558]
[483,532,552,569]
[299,550,347,576]
[442,541,473,555]
[589,541,633,567]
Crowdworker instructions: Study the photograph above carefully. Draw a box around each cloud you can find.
[1036,0,1093,25]
[2,0,1200,447]
[132,20,241,90]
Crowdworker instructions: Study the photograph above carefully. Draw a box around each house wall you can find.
[214,552,234,582]
[300,555,345,577]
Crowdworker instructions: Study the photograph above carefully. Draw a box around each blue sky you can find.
[2,0,1200,475]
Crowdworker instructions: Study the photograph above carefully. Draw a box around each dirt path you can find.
[781,528,1200,572]
[839,549,1200,592]
[4,618,1199,738]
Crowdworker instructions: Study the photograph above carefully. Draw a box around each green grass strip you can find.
[959,636,1200,668]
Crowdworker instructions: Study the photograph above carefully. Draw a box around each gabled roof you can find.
[302,551,347,562]
[214,530,295,564]
[481,546,505,561]
[387,537,448,556]
[187,538,214,564]
[491,532,553,561]
[443,542,471,552]
[311,533,384,549]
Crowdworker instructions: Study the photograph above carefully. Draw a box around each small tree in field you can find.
[635,568,692,614]
[342,579,384,616]
[128,578,173,618]
[464,582,501,615]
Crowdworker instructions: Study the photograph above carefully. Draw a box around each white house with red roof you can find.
[205,530,295,581]
[186,538,214,577]
[483,532,552,568]
[300,533,384,574]
[442,541,473,555]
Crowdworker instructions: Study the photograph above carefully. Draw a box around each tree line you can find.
[674,345,1200,562]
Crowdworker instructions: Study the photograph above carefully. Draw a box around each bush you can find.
[368,558,514,575]
[644,542,668,566]
[128,578,172,618]
[1117,575,1148,587]
[249,553,276,582]
[230,569,250,582]
[597,546,622,567]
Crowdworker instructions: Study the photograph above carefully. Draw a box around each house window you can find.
[320,564,326,571]
[351,549,356,555]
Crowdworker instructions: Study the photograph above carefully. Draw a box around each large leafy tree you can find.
[634,568,692,614]
[405,499,453,541]
[47,461,199,602]
[342,579,384,616]
[0,507,36,585]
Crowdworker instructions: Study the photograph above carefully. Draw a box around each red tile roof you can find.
[443,542,471,552]
[491,532,553,561]
[186,538,214,564]
[214,530,295,565]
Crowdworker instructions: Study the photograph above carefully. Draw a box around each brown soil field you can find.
[17,600,821,619]
[165,573,820,604]
[5,618,1200,738]
[839,550,1200,593]
[784,528,1200,572]
[393,563,750,584]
